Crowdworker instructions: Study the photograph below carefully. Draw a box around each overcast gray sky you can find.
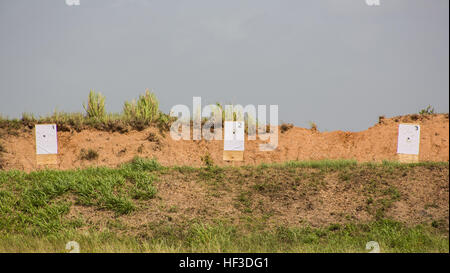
[0,0,448,131]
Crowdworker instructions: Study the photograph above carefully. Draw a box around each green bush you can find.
[123,89,159,124]
[83,90,106,120]
[124,156,162,172]
[201,152,214,168]
[419,105,435,115]
[156,112,172,133]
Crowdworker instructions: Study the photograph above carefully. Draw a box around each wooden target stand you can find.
[223,150,244,161]
[397,154,419,164]
[36,154,58,165]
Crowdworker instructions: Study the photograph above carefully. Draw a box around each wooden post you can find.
[397,153,419,163]
[36,154,58,165]
[223,150,244,161]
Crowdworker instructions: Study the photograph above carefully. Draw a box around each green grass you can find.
[0,158,160,236]
[0,159,448,253]
[255,159,448,171]
[0,219,447,253]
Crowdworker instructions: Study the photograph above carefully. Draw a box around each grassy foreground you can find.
[0,219,447,253]
[0,159,448,253]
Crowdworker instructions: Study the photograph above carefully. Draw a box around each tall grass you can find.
[83,90,106,120]
[123,89,159,124]
[419,105,435,115]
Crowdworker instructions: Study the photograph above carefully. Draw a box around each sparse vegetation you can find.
[156,112,172,134]
[280,123,293,133]
[146,132,160,143]
[123,89,160,126]
[235,191,253,213]
[79,148,99,161]
[117,148,127,157]
[137,144,144,154]
[309,121,318,131]
[124,156,161,172]
[83,90,106,120]
[419,105,435,115]
[0,142,6,170]
[201,152,214,168]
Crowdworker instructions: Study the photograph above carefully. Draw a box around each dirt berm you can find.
[0,114,448,172]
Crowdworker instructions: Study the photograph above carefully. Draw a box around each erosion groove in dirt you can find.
[0,114,448,171]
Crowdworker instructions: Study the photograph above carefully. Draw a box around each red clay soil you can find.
[1,114,448,172]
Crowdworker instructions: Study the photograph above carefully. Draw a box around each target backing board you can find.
[35,124,58,165]
[223,121,244,161]
[397,124,420,155]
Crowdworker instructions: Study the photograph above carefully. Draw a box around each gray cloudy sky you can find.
[0,0,448,131]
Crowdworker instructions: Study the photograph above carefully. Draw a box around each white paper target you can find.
[397,124,420,155]
[224,121,244,151]
[36,124,58,154]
